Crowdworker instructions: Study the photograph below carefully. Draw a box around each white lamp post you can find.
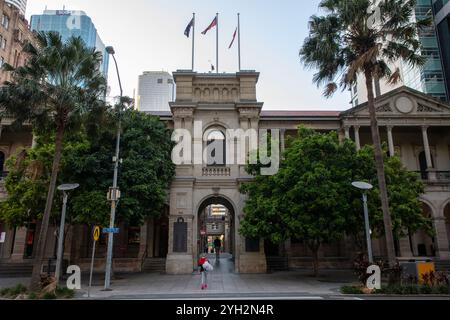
[352,181,374,264]
[55,183,79,284]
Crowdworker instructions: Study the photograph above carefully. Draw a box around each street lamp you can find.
[55,183,79,284]
[352,181,374,264]
[104,46,124,291]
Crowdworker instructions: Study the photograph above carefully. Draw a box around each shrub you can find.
[340,286,364,294]
[55,287,75,299]
[28,292,37,300]
[419,285,433,294]
[42,292,56,300]
[10,284,27,295]
[0,288,10,297]
[434,285,450,294]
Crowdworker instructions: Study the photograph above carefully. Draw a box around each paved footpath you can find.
[0,254,359,300]
[80,254,356,299]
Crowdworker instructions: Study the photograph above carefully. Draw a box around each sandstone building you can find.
[1,70,450,275]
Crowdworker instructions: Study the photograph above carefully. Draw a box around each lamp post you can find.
[352,181,374,264]
[104,46,123,291]
[55,183,79,284]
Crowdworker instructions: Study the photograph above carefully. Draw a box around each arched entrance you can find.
[197,196,235,273]
[410,203,436,257]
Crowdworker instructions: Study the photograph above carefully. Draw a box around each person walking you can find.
[198,254,213,290]
[213,237,222,261]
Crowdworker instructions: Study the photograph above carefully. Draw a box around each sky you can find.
[25,0,351,111]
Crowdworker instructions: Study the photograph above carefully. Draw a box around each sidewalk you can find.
[0,255,357,299]
[78,255,355,299]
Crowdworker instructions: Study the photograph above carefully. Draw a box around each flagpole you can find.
[216,12,219,74]
[192,13,195,71]
[238,13,241,71]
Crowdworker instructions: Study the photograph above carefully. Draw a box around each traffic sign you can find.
[102,228,120,234]
[93,226,101,241]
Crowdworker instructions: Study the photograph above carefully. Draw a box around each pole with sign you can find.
[88,226,100,298]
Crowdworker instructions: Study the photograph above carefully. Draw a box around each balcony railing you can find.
[202,167,231,177]
[413,171,450,182]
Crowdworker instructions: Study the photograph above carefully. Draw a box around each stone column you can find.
[398,236,413,257]
[344,126,350,140]
[421,126,433,169]
[10,228,27,262]
[31,134,37,148]
[354,126,361,150]
[434,218,450,259]
[280,129,286,156]
[421,126,436,181]
[147,218,155,258]
[387,126,395,157]
[138,221,148,262]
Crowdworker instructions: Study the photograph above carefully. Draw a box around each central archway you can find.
[197,196,235,273]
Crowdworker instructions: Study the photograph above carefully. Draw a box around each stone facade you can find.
[0,0,35,84]
[1,71,450,274]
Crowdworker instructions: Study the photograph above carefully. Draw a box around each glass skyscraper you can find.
[401,0,448,101]
[350,0,449,106]
[30,10,109,79]
[432,0,450,101]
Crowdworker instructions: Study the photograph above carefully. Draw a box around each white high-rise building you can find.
[137,71,174,112]
[5,0,26,15]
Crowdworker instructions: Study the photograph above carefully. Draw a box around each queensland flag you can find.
[201,17,217,35]
[184,17,195,37]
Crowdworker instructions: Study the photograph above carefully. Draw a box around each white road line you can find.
[167,296,325,300]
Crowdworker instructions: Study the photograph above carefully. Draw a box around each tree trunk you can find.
[309,241,320,277]
[30,125,65,291]
[312,248,319,277]
[364,69,396,267]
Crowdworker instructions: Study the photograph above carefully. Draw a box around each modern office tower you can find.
[30,10,109,79]
[5,0,26,16]
[351,0,448,107]
[432,0,450,102]
[0,0,34,83]
[137,71,175,112]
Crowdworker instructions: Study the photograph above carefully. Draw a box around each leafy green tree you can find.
[241,128,356,276]
[240,128,431,276]
[299,0,430,266]
[0,32,106,289]
[350,145,432,250]
[0,108,175,230]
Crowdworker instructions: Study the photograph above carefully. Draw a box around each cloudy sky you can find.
[26,0,351,110]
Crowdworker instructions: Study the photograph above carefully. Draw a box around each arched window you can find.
[205,130,226,166]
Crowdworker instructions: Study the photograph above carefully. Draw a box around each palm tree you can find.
[0,31,106,290]
[300,0,430,267]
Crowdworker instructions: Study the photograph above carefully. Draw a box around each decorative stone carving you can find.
[417,104,441,113]
[376,103,393,113]
[395,96,414,114]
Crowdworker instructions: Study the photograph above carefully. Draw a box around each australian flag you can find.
[184,17,195,38]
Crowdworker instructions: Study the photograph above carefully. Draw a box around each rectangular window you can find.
[157,78,163,84]
[2,15,10,30]
[0,57,4,67]
[1,38,6,50]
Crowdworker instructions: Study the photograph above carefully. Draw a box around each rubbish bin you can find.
[400,260,435,284]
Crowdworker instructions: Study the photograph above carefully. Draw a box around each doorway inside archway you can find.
[197,196,235,273]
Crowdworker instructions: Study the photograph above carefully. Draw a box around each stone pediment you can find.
[341,86,450,119]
